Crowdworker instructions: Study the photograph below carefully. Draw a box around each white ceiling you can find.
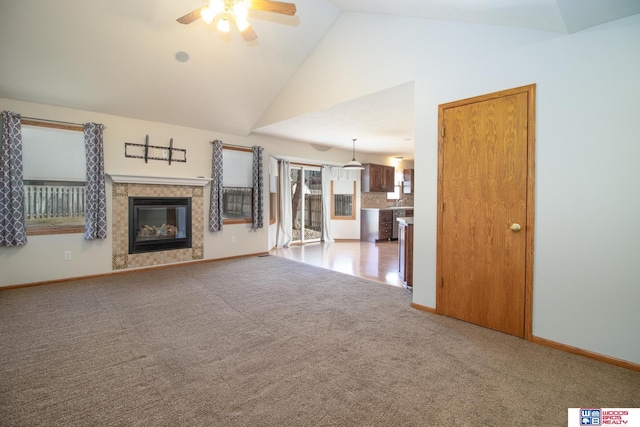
[1,0,638,158]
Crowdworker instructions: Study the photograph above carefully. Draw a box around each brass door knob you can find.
[510,223,522,232]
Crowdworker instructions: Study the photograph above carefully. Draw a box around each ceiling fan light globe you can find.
[233,3,249,20]
[236,17,250,32]
[201,7,216,24]
[217,16,230,32]
[209,0,225,14]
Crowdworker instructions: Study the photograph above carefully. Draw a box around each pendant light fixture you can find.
[343,138,365,170]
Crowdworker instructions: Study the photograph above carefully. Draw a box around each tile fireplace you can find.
[111,179,205,271]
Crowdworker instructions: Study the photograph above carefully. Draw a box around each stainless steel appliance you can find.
[392,209,405,240]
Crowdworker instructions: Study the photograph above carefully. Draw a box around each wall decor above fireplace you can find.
[125,134,186,164]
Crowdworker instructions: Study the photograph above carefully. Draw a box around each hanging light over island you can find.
[343,138,365,170]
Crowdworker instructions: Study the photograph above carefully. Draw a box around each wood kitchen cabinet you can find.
[360,209,393,242]
[362,163,395,192]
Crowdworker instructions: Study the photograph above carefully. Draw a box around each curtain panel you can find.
[0,111,27,247]
[320,164,335,243]
[275,160,292,247]
[328,167,360,181]
[209,140,223,232]
[84,123,107,240]
[251,145,264,230]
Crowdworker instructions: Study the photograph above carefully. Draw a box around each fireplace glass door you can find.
[129,197,191,254]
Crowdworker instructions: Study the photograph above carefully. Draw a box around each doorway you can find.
[290,166,322,244]
[436,84,535,339]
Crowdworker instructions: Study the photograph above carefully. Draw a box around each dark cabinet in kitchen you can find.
[362,163,395,192]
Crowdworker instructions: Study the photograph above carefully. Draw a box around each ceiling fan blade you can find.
[241,24,258,42]
[177,6,206,25]
[251,0,297,16]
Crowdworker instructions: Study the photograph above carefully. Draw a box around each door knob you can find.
[510,223,522,232]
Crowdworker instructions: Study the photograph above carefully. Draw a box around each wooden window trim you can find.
[269,192,277,225]
[330,181,356,220]
[223,218,252,225]
[26,226,84,236]
[21,119,84,132]
[223,145,252,153]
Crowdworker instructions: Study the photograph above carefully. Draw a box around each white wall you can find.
[260,13,640,364]
[0,98,390,287]
[3,13,639,365]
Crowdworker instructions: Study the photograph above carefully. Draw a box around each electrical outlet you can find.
[64,251,71,261]
[231,236,236,243]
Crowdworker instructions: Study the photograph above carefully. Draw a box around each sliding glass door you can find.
[290,166,322,243]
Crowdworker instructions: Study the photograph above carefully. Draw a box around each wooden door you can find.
[436,85,535,338]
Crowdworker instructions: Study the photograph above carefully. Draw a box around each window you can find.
[331,181,356,220]
[268,157,278,225]
[21,122,86,235]
[268,193,276,224]
[222,187,252,220]
[334,194,353,216]
[222,146,253,224]
[387,167,403,201]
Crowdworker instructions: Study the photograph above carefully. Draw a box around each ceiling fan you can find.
[177,0,297,42]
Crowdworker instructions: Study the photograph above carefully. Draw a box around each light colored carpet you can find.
[1,255,638,426]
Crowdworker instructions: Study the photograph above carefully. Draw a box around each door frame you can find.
[435,84,536,341]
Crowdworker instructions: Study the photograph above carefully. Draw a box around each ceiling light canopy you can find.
[343,139,365,170]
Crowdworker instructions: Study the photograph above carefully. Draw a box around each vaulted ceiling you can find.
[1,0,638,156]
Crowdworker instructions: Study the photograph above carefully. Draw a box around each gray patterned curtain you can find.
[209,140,223,232]
[251,145,264,230]
[84,122,107,240]
[0,111,27,247]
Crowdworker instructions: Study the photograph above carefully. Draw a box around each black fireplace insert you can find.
[128,197,192,254]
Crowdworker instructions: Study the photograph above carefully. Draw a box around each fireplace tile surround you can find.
[112,182,204,270]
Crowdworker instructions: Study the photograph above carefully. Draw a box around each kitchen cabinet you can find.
[360,209,393,242]
[398,218,414,289]
[402,169,414,194]
[362,163,395,192]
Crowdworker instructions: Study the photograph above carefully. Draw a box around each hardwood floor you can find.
[270,240,406,288]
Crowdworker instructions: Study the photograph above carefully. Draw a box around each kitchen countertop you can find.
[396,217,414,225]
[361,207,414,210]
